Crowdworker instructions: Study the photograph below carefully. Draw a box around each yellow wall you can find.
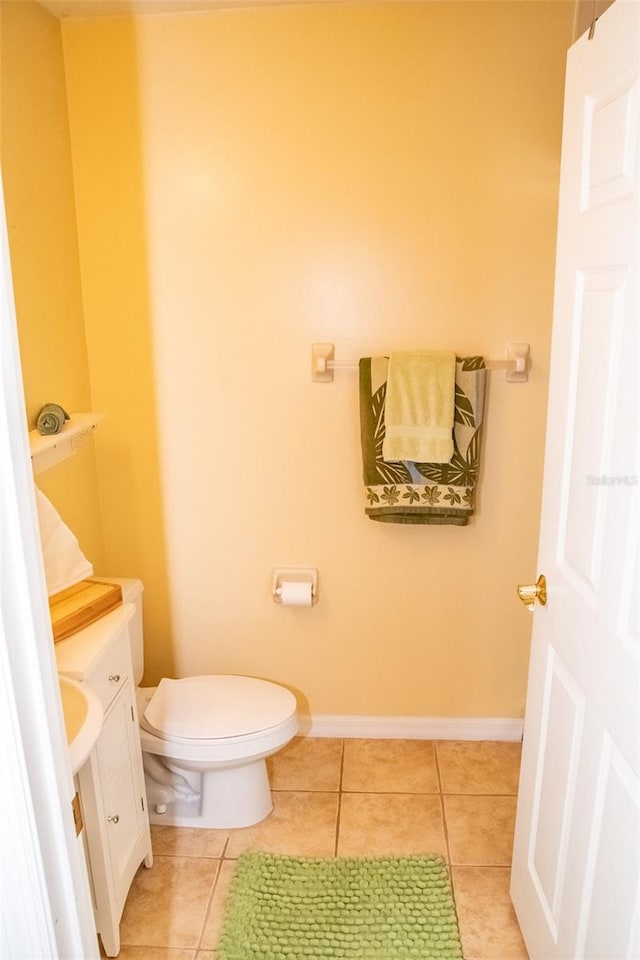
[1,0,103,569]
[60,14,173,674]
[60,1,573,717]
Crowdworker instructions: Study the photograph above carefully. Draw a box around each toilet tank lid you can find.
[143,675,297,740]
[116,577,143,604]
[97,577,143,604]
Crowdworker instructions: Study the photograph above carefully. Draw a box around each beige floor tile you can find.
[342,739,440,793]
[338,793,447,858]
[118,740,528,957]
[445,795,517,865]
[119,856,219,949]
[200,860,237,951]
[224,791,339,858]
[267,736,343,791]
[110,950,197,959]
[151,825,228,859]
[452,866,528,959]
[437,741,522,795]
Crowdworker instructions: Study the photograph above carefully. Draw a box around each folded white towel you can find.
[382,351,456,463]
[35,488,93,596]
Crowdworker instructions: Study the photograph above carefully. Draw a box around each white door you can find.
[511,2,639,959]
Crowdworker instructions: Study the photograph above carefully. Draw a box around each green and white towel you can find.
[359,355,486,525]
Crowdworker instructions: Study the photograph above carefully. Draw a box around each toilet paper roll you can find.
[279,581,313,607]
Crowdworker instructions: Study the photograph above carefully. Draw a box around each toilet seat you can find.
[141,675,297,742]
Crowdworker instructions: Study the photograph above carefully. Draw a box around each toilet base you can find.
[145,755,274,829]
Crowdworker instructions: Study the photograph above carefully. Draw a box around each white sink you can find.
[58,675,103,773]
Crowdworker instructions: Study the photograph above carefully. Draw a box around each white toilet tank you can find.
[101,577,145,686]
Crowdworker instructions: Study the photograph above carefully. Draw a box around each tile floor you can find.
[112,738,528,960]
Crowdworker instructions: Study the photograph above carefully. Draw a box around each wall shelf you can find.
[29,412,104,476]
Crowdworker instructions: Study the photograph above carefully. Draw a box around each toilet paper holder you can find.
[272,567,319,605]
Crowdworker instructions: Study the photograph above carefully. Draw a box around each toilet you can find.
[114,578,298,829]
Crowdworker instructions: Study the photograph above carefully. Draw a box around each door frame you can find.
[0,172,98,959]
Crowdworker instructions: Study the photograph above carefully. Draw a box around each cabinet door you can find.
[97,681,146,910]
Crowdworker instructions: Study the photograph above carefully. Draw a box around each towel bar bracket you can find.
[504,342,530,382]
[311,343,335,382]
[311,342,530,383]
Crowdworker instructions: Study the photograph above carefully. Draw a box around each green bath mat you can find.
[219,852,463,959]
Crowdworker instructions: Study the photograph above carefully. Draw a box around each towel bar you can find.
[311,342,530,383]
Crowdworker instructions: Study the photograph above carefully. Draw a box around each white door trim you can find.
[0,172,98,959]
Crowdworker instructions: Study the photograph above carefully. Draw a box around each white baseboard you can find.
[297,714,524,741]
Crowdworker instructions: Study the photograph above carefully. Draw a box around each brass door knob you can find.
[517,574,547,611]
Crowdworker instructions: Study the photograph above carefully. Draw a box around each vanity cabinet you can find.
[56,605,153,957]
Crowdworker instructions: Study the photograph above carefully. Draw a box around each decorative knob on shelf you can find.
[107,815,120,824]
[108,674,121,683]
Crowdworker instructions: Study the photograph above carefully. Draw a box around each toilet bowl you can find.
[109,578,298,829]
[137,676,297,828]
